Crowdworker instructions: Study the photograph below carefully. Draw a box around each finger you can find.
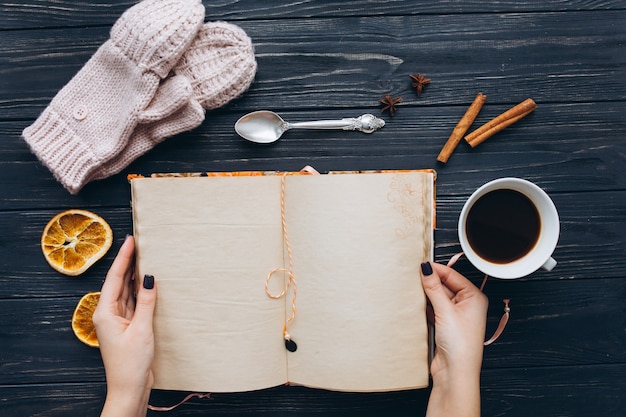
[99,235,135,306]
[420,262,453,313]
[439,278,456,299]
[122,275,136,320]
[431,262,481,295]
[131,274,157,334]
[120,264,135,306]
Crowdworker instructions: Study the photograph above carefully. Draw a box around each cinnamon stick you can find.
[437,92,487,163]
[464,98,536,148]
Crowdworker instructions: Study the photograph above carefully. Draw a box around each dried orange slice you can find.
[41,209,113,276]
[72,292,100,347]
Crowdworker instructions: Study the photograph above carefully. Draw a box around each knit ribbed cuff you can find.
[22,107,101,194]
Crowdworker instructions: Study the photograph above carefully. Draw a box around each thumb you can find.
[137,75,193,123]
[132,274,157,332]
[144,99,205,143]
[420,262,452,313]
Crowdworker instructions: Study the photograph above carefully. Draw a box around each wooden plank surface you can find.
[3,11,626,119]
[1,365,624,417]
[0,1,624,416]
[2,1,626,29]
[2,100,626,209]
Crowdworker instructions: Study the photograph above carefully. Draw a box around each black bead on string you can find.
[285,337,297,352]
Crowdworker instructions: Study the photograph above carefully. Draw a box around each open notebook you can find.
[130,169,435,393]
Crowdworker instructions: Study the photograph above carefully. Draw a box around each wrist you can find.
[101,386,151,417]
[427,368,481,417]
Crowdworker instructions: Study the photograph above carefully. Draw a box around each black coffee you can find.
[466,189,540,263]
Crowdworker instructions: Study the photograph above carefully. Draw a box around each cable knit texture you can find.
[22,0,205,194]
[91,21,258,181]
[175,21,258,109]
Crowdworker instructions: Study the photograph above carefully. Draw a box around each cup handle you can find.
[542,257,557,271]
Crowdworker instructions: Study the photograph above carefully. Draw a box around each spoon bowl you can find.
[234,110,385,143]
[235,111,288,144]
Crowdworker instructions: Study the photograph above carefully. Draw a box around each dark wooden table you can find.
[1,1,625,416]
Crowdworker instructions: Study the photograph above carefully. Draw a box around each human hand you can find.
[420,261,488,417]
[93,235,157,417]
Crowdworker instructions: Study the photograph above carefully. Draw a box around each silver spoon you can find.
[234,110,385,144]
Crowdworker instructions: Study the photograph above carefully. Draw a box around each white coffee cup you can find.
[458,178,559,279]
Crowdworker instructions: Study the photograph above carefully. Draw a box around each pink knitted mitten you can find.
[91,21,258,182]
[22,0,205,194]
[176,21,258,110]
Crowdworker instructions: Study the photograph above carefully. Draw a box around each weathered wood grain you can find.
[481,364,626,417]
[0,364,624,417]
[2,99,625,209]
[2,1,626,30]
[0,382,106,417]
[2,11,625,119]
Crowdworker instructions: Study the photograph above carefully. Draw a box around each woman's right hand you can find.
[420,261,488,417]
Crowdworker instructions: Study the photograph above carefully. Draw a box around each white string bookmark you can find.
[265,173,298,352]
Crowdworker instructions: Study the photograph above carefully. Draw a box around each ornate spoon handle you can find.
[285,114,385,134]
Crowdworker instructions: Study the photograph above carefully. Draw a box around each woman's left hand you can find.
[93,235,157,417]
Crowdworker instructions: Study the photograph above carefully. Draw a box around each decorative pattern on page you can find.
[387,174,428,239]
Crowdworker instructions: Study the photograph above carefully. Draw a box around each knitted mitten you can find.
[175,21,258,110]
[22,0,205,194]
[91,21,258,182]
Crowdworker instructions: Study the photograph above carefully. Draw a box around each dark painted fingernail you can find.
[421,262,433,276]
[143,274,155,289]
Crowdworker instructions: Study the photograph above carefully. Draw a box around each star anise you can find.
[409,73,431,96]
[380,94,402,116]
